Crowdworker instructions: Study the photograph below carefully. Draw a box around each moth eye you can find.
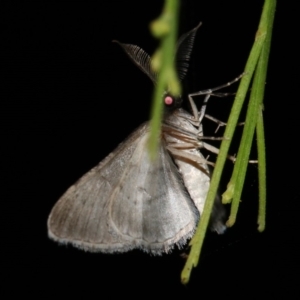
[164,96,174,106]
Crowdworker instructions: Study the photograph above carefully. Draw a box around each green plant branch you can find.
[181,0,275,284]
[256,0,276,232]
[257,105,266,232]
[148,0,181,158]
[224,0,275,229]
[181,30,264,284]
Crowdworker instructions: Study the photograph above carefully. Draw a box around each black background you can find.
[2,1,298,297]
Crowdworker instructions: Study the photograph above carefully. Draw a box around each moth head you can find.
[163,91,183,113]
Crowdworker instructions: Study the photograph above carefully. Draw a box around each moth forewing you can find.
[48,122,200,254]
[48,124,150,252]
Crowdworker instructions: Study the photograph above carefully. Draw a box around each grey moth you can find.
[47,23,227,255]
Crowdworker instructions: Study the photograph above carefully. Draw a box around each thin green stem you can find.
[181,0,275,284]
[257,105,266,232]
[148,0,180,158]
[256,0,276,231]
[181,21,266,283]
[226,0,275,227]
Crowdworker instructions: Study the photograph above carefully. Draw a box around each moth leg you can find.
[162,124,204,144]
[204,114,245,133]
[163,119,202,139]
[202,142,257,164]
[189,73,244,99]
[204,114,227,133]
[167,138,236,165]
[188,93,211,126]
[203,142,237,163]
[198,135,225,141]
[166,145,215,169]
[166,141,199,149]
[187,73,245,125]
[163,124,224,151]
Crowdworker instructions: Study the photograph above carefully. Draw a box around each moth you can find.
[48,23,227,255]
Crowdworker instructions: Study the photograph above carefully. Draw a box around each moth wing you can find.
[48,123,198,254]
[109,133,199,254]
[48,123,149,251]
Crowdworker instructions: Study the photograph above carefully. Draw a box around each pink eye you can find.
[164,96,173,106]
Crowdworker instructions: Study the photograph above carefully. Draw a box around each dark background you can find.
[2,1,298,297]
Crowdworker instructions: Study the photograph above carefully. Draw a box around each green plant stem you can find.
[256,105,266,232]
[148,0,180,158]
[181,0,276,284]
[226,0,275,227]
[256,0,276,231]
